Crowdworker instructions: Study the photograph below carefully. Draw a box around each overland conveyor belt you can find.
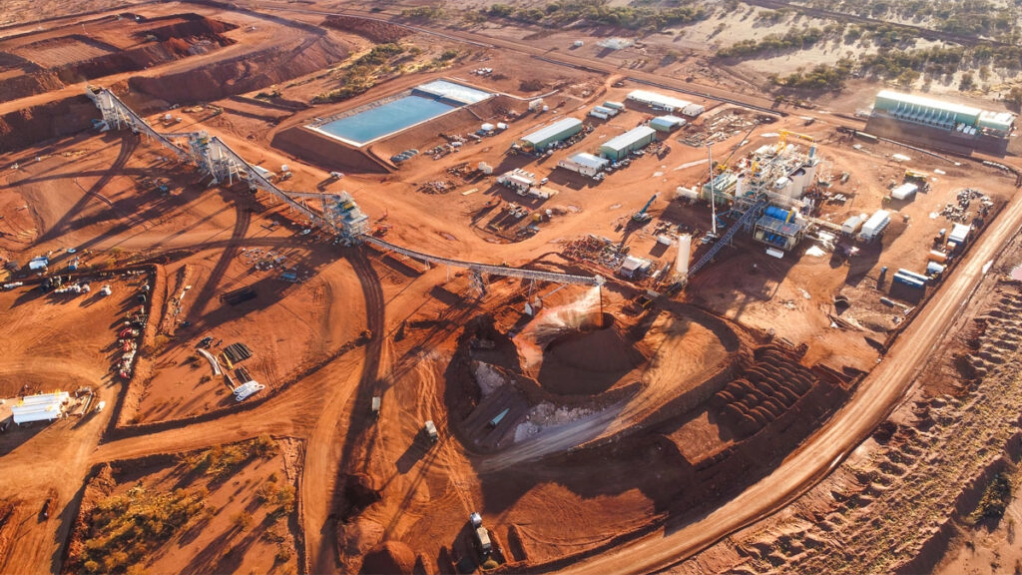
[363,236,604,286]
[204,136,327,228]
[87,86,601,287]
[88,88,191,161]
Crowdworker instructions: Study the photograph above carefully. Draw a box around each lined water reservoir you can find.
[310,80,492,147]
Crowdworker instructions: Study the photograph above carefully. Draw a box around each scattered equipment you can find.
[234,381,265,401]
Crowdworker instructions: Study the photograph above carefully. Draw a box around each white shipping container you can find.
[859,210,891,242]
[841,215,863,235]
[681,104,705,117]
[891,183,918,201]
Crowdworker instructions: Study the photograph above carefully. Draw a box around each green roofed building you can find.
[599,126,657,161]
[873,90,1015,138]
[870,89,1016,155]
[520,118,583,151]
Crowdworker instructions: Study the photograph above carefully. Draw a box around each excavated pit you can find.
[0,14,239,102]
[536,315,648,396]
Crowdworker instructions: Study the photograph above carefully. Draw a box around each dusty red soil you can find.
[0,14,239,102]
[2,2,1022,574]
[322,15,409,43]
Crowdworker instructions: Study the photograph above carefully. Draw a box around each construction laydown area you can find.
[3,2,1022,575]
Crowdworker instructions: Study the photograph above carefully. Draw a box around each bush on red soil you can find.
[128,37,348,103]
[360,540,416,575]
[322,16,409,43]
[133,15,238,42]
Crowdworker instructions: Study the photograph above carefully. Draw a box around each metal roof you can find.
[602,126,656,152]
[567,152,609,170]
[627,89,692,111]
[416,80,492,104]
[950,223,971,243]
[877,90,981,118]
[979,110,1015,131]
[522,118,583,146]
[650,115,685,128]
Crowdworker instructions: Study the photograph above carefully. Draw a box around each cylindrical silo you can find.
[676,234,693,278]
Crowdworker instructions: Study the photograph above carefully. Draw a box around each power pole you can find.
[708,143,717,236]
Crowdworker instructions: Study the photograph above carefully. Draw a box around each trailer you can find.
[897,268,931,284]
[948,222,971,246]
[893,272,925,289]
[858,210,891,243]
[234,380,265,401]
[371,396,381,417]
[890,183,918,201]
[424,420,438,443]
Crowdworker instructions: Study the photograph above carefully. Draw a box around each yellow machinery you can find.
[777,130,816,150]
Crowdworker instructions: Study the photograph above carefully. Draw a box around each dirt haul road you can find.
[561,174,1022,573]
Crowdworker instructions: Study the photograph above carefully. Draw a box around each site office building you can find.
[600,126,657,161]
[519,118,583,152]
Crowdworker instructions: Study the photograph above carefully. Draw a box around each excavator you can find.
[633,193,658,223]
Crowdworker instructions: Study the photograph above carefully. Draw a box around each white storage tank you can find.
[773,176,794,198]
[734,174,746,198]
[676,234,692,278]
[789,168,808,198]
